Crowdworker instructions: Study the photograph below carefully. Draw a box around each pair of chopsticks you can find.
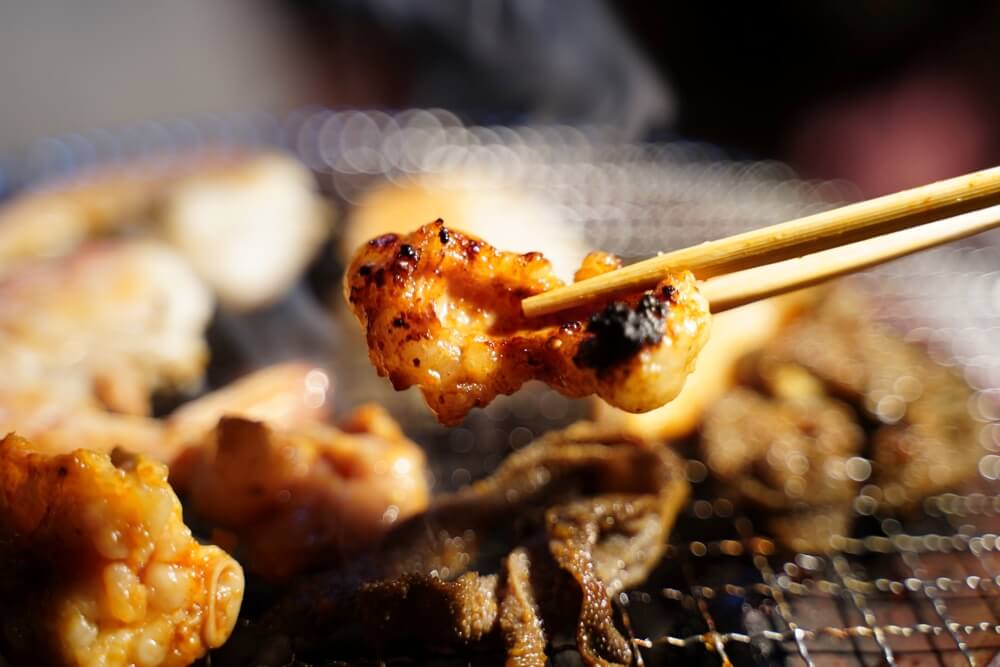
[522,166,1000,317]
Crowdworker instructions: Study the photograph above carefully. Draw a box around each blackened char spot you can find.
[359,263,374,277]
[661,285,677,302]
[398,244,419,261]
[438,227,450,244]
[574,293,666,373]
[370,233,398,249]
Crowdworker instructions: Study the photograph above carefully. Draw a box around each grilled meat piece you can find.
[0,152,328,310]
[743,286,982,510]
[0,435,244,667]
[175,405,429,581]
[344,220,710,425]
[702,388,863,512]
[221,423,688,666]
[702,286,983,551]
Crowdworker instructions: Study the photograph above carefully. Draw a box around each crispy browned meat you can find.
[344,220,710,425]
[175,405,429,581]
[0,434,244,667]
[225,423,688,666]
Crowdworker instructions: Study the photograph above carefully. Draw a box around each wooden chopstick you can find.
[702,203,1000,313]
[522,165,1000,318]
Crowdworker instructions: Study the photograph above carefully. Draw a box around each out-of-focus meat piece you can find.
[344,220,711,425]
[0,240,213,417]
[701,388,863,553]
[702,388,863,511]
[176,404,429,580]
[0,434,244,667]
[743,286,982,509]
[0,362,332,468]
[165,362,332,451]
[0,152,329,310]
[593,291,814,440]
[161,154,328,309]
[0,385,167,458]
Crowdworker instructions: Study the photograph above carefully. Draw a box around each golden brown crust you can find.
[0,434,244,667]
[344,220,710,425]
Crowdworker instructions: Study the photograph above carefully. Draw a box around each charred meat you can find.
[344,220,710,425]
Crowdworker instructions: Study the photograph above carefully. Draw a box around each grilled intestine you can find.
[0,434,244,667]
[700,286,983,551]
[220,422,688,666]
[344,220,711,425]
[174,404,430,581]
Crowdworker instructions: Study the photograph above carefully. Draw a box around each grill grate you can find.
[4,109,1000,666]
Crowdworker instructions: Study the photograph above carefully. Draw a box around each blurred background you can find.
[2,0,999,198]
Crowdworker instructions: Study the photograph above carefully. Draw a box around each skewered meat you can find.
[175,404,429,581]
[344,220,711,425]
[223,423,688,666]
[0,434,244,667]
[0,152,328,309]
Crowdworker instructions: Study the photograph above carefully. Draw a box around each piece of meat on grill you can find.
[344,220,711,425]
[0,152,329,310]
[0,240,212,462]
[701,387,863,553]
[0,434,244,667]
[742,285,983,510]
[217,422,689,667]
[174,404,430,581]
[701,285,983,552]
[0,239,212,419]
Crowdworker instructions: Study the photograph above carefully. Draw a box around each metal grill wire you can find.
[4,109,1000,666]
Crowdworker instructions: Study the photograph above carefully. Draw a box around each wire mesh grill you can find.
[4,109,1000,666]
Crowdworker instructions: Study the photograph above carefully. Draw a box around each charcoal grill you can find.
[3,109,999,666]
